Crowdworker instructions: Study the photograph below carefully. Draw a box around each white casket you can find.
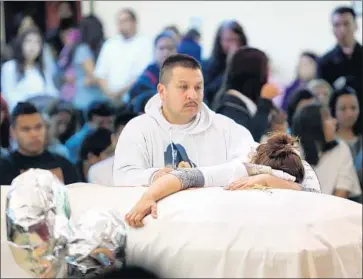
[1,183,362,278]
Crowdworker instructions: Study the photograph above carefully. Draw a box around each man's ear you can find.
[157,83,165,101]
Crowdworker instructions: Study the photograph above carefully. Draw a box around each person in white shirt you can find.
[88,112,137,185]
[1,28,58,112]
[94,8,152,103]
[113,54,321,192]
[292,103,361,200]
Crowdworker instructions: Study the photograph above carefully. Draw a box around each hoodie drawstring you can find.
[169,128,177,169]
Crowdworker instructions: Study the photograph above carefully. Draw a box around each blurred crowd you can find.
[0,3,362,202]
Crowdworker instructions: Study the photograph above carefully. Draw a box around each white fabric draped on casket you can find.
[66,184,362,278]
[1,184,362,278]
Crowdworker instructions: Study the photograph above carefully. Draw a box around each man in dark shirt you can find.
[318,6,362,132]
[0,102,80,185]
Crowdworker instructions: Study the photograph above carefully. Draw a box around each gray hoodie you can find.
[113,94,321,191]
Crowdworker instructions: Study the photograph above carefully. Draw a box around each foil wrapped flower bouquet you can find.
[6,169,127,278]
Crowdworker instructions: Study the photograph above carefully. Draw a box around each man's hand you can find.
[125,194,157,228]
[152,168,173,183]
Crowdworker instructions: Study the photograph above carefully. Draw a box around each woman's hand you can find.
[224,174,269,190]
[125,194,158,228]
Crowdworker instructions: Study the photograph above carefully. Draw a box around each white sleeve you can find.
[198,160,249,187]
[335,145,362,196]
[94,41,110,80]
[300,161,321,192]
[113,119,159,186]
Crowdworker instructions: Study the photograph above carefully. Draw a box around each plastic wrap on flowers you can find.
[66,208,127,278]
[5,168,71,278]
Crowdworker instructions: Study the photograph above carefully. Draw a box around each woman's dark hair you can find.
[251,133,305,183]
[0,96,10,149]
[329,86,361,135]
[292,103,337,166]
[286,88,314,128]
[207,20,248,81]
[213,47,268,108]
[79,15,105,61]
[13,28,45,82]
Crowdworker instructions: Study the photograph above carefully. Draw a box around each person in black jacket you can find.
[213,47,279,142]
[0,102,80,185]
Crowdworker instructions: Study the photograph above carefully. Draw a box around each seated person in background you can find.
[0,102,80,185]
[203,20,248,105]
[65,101,115,164]
[125,133,309,227]
[88,112,137,185]
[94,8,152,104]
[280,51,318,112]
[1,28,59,112]
[46,100,80,144]
[213,47,280,141]
[113,54,320,197]
[329,86,362,189]
[42,114,71,160]
[177,28,202,62]
[286,88,315,129]
[78,128,113,182]
[128,31,177,113]
[292,103,361,201]
[307,79,333,107]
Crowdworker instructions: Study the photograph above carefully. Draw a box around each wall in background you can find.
[82,1,362,84]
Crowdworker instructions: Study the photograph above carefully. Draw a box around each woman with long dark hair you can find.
[213,47,279,141]
[72,15,108,110]
[203,20,248,105]
[1,28,58,111]
[329,86,362,188]
[292,103,361,202]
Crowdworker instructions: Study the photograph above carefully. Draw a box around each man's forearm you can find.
[145,169,205,202]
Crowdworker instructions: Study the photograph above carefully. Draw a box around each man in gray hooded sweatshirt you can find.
[113,54,320,192]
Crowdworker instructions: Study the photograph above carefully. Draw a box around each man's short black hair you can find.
[79,128,112,161]
[114,112,137,132]
[11,102,39,125]
[87,101,115,122]
[120,8,137,22]
[332,6,356,20]
[159,54,201,84]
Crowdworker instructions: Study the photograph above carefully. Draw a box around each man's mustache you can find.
[184,101,198,107]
